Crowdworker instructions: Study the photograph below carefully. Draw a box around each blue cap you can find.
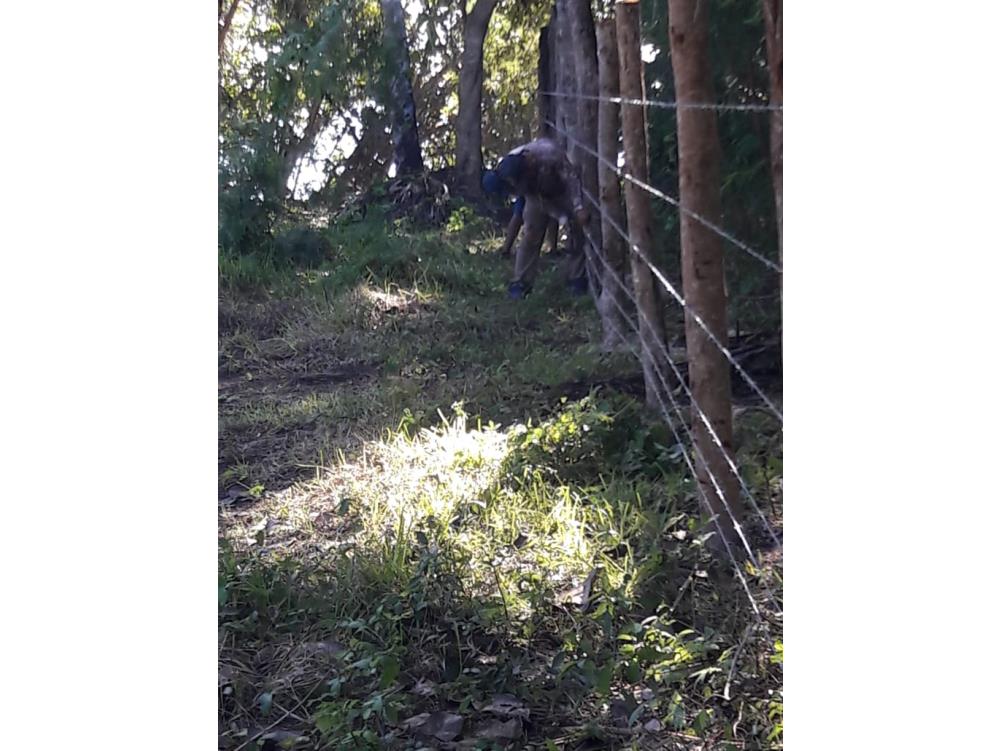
[482,169,505,195]
[497,153,524,181]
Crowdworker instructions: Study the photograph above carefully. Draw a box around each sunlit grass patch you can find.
[219,209,782,748]
[220,396,781,749]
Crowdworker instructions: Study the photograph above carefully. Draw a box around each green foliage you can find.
[218,138,284,256]
[218,249,283,294]
[273,225,331,267]
[219,0,387,250]
[445,204,476,234]
[640,0,781,330]
[504,393,677,485]
[481,1,549,162]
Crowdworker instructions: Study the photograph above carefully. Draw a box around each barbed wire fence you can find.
[534,1,783,636]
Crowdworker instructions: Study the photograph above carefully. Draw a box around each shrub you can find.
[273,226,332,268]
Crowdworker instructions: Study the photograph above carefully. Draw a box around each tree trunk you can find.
[595,17,630,351]
[762,0,782,263]
[538,25,554,138]
[615,1,670,410]
[380,0,424,175]
[219,0,241,57]
[555,1,578,161]
[666,0,743,553]
[455,0,501,195]
[546,5,566,149]
[565,0,604,294]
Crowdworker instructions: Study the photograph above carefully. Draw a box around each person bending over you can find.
[496,196,558,260]
[482,138,589,299]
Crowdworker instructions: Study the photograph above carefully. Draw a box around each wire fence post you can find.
[615,0,672,411]
[595,16,631,351]
[667,0,743,553]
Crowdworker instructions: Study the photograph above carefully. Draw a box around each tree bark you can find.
[538,25,554,138]
[615,1,670,410]
[666,0,743,552]
[546,5,566,149]
[595,17,630,351]
[555,1,578,161]
[380,0,425,175]
[219,0,241,57]
[455,0,502,195]
[565,0,604,294]
[762,0,782,263]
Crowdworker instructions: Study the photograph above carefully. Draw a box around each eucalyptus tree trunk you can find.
[538,25,555,138]
[565,0,604,289]
[380,0,424,175]
[616,1,670,410]
[546,5,566,149]
[455,0,502,194]
[554,1,578,162]
[762,0,783,263]
[595,17,630,350]
[666,0,743,552]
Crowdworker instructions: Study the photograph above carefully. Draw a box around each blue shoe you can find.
[567,276,588,296]
[508,281,530,300]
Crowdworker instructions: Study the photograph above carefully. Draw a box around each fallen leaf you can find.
[643,718,663,732]
[402,711,464,742]
[560,566,600,612]
[379,654,400,689]
[410,678,436,697]
[476,717,521,741]
[260,729,310,748]
[481,693,529,719]
[609,698,633,727]
[298,640,346,659]
[258,691,273,716]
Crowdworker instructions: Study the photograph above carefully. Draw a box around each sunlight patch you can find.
[348,409,509,531]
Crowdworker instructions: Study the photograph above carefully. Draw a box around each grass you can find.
[219,205,783,750]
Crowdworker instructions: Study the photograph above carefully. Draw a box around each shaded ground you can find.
[219,209,783,750]
[218,218,643,502]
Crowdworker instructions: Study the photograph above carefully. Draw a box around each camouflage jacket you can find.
[502,138,585,223]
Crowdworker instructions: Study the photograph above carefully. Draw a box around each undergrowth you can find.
[219,205,782,750]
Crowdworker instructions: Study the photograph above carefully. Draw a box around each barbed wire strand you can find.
[569,182,782,424]
[544,119,784,422]
[579,213,782,551]
[548,118,781,274]
[540,89,782,113]
[577,218,782,553]
[575,236,775,617]
[581,238,784,617]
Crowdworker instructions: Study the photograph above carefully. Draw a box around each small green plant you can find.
[445,204,476,234]
[273,225,332,268]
